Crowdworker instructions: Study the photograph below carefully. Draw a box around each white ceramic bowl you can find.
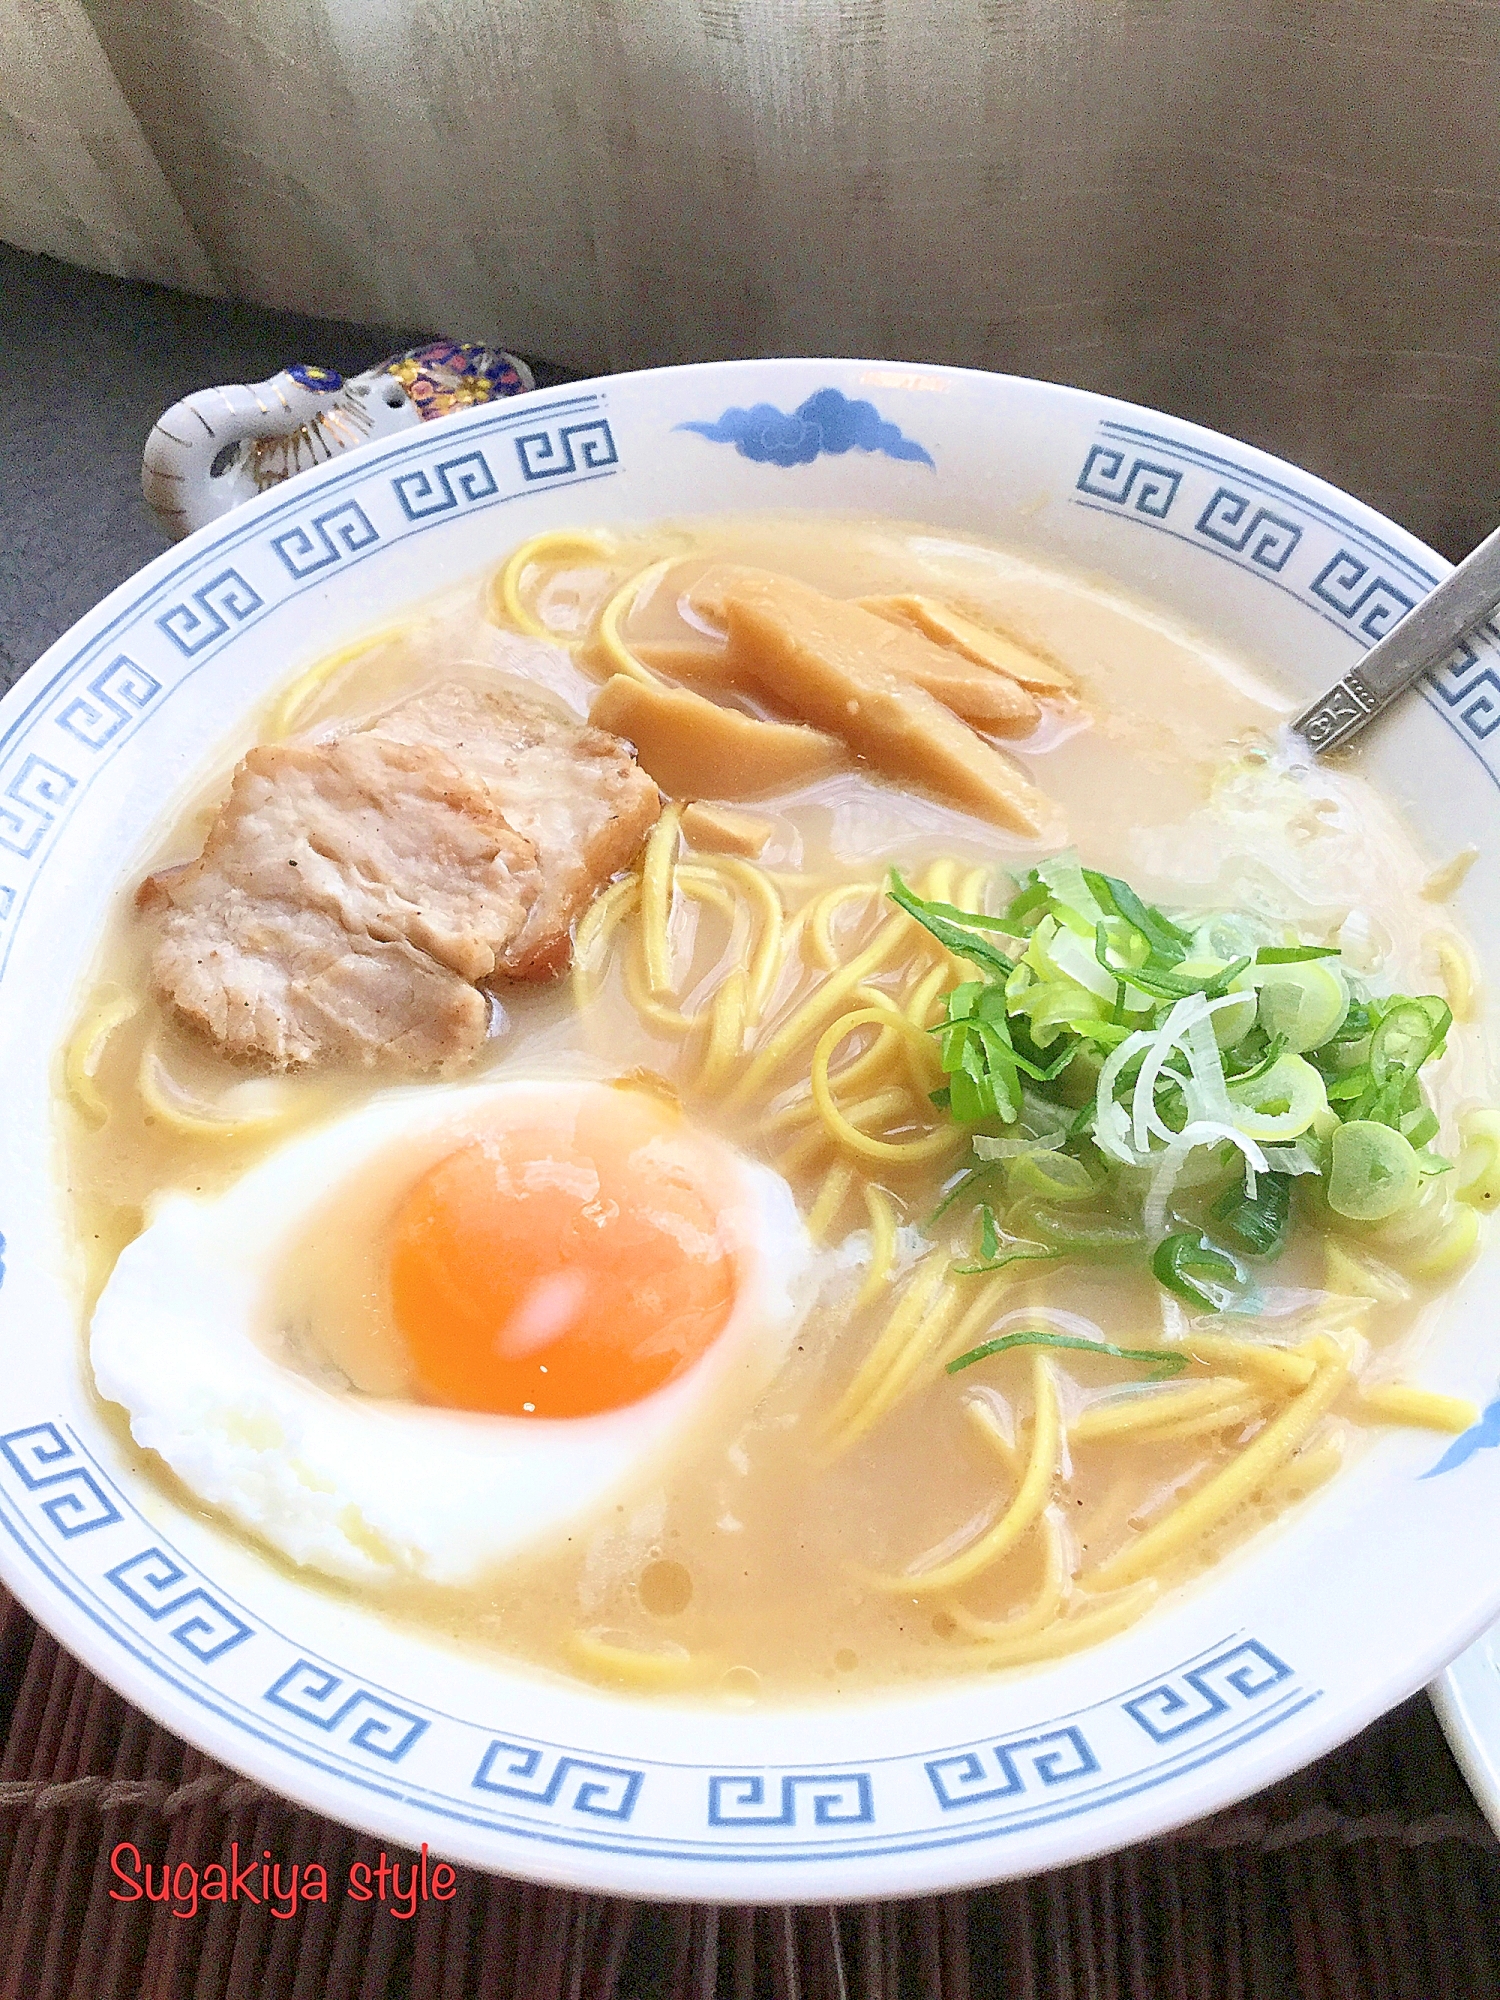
[3,359,1497,1902]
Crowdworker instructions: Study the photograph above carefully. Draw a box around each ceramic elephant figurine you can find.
[141,340,534,542]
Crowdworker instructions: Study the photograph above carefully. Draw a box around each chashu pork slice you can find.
[371,679,663,979]
[145,731,543,1071]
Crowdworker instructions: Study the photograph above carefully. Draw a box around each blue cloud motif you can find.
[1421,1391,1500,1479]
[677,387,934,470]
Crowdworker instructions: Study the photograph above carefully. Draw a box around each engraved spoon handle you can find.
[1294,518,1500,752]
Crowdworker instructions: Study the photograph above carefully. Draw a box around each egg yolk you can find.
[386,1091,738,1418]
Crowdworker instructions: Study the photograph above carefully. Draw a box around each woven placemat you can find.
[0,1585,1494,1999]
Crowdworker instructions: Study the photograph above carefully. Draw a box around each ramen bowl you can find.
[2,358,1497,1902]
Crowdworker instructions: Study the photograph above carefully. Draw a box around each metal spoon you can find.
[1293,518,1500,752]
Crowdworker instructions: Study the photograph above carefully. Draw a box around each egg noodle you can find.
[60,516,1499,1699]
[569,802,1476,1673]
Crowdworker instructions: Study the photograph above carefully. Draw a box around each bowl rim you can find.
[4,353,1498,1903]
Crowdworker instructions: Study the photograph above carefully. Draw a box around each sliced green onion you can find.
[946,1329,1188,1377]
[1212,1171,1292,1257]
[1151,1232,1255,1312]
[1327,1120,1423,1221]
[1255,960,1348,1052]
[1370,998,1450,1083]
[1255,945,1341,964]
[1007,1151,1097,1203]
[1227,1052,1327,1141]
[1082,869,1194,959]
[1401,1106,1440,1150]
[888,872,1015,981]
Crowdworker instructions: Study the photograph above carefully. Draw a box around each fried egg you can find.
[90,1077,816,1585]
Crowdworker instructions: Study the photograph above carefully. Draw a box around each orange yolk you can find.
[387,1091,738,1418]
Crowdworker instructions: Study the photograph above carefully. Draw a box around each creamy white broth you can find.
[62,515,1488,1702]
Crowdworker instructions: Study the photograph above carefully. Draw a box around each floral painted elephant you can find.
[141,340,534,542]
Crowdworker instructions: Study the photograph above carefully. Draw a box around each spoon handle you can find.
[1294,518,1500,752]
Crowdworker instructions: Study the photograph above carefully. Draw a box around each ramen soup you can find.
[65,518,1498,1703]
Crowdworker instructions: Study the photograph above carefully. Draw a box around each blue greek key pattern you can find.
[269,500,380,579]
[926,1725,1099,1810]
[156,569,264,656]
[707,1772,874,1829]
[391,450,498,520]
[56,656,162,750]
[1076,446,1181,518]
[1309,551,1415,642]
[516,419,619,483]
[104,1548,253,1663]
[1194,487,1302,571]
[0,756,76,860]
[6,379,1447,1876]
[473,1742,643,1820]
[1427,637,1500,740]
[1123,1639,1293,1743]
[0,1424,122,1538]
[264,1662,428,1762]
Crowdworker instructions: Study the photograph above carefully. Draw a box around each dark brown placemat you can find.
[0,1582,1494,2000]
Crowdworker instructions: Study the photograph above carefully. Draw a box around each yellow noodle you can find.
[959,1581,1160,1668]
[854,1186,899,1312]
[1069,1377,1267,1444]
[810,883,882,970]
[844,1270,966,1437]
[1323,1238,1409,1303]
[900,959,953,1092]
[1435,934,1478,1023]
[492,529,613,637]
[266,624,412,738]
[1252,1432,1345,1509]
[1168,1332,1317,1393]
[65,992,139,1125]
[1087,1335,1354,1592]
[565,1629,704,1689]
[1357,1383,1478,1434]
[919,858,958,904]
[1199,1434,1349,1566]
[810,1009,953,1163]
[945,1505,1070,1639]
[571,875,641,1005]
[938,1271,1030,1371]
[1457,1107,1500,1212]
[137,1040,296,1140]
[807,1161,856,1242]
[959,1392,1023,1477]
[1402,1203,1481,1277]
[820,1255,950,1448]
[958,865,991,908]
[596,559,675,684]
[695,968,748,1096]
[832,1274,972,1452]
[640,804,683,996]
[768,1079,911,1144]
[905,959,952,1028]
[871,1352,1060,1595]
[689,855,787,1017]
[776,1088,920,1176]
[1124,1395,1266,1444]
[804,999,931,1109]
[946,863,1000,978]
[723,913,915,1110]
[621,933,697,1034]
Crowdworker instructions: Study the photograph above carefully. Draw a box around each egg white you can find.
[90,1078,817,1587]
